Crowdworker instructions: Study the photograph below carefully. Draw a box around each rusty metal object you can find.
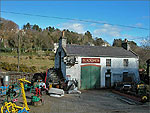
[112,90,141,101]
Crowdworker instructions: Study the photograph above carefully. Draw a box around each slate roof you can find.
[65,44,138,58]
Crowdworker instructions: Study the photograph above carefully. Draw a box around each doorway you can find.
[81,65,100,89]
[0,78,4,86]
[105,69,111,88]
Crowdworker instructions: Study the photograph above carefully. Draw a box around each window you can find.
[123,59,129,67]
[106,59,111,67]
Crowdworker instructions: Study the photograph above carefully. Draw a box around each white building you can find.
[55,34,140,89]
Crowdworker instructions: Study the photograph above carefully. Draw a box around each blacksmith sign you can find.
[81,58,100,63]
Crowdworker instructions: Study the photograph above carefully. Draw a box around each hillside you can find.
[0,18,109,51]
[0,18,150,71]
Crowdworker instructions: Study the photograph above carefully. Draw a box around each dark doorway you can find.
[58,52,63,78]
[0,78,4,86]
[59,52,61,69]
[105,69,111,88]
[123,72,128,82]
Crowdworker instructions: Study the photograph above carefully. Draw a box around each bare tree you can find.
[141,36,150,49]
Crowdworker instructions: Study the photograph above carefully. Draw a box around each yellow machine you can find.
[1,102,24,113]
[1,78,31,113]
[18,78,31,111]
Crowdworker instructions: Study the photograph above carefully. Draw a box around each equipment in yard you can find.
[114,71,149,103]
[31,94,44,106]
[31,95,44,106]
[136,82,149,102]
[32,68,64,89]
[48,88,64,97]
[30,80,45,106]
[1,102,29,113]
[114,81,149,103]
[31,95,40,102]
[66,79,81,94]
[5,84,21,102]
[1,78,31,113]
[0,85,9,96]
[18,78,31,111]
[45,68,63,88]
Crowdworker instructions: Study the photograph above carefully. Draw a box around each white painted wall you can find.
[55,53,139,89]
[53,43,59,53]
[65,57,139,88]
[55,37,139,89]
[100,57,139,87]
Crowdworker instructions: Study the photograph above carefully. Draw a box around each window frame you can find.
[106,59,111,67]
[123,59,129,67]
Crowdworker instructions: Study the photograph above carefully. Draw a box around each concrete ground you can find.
[0,90,149,113]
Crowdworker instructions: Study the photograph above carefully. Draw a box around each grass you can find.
[0,52,55,72]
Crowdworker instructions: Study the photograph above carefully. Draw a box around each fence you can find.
[0,71,34,86]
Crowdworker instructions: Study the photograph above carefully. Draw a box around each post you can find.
[146,59,150,76]
[17,34,20,72]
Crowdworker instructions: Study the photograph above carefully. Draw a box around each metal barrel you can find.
[4,75,9,86]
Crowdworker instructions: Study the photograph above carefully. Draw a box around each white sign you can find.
[106,74,110,77]
[5,76,9,81]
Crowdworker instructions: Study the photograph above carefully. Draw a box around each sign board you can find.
[106,74,110,77]
[81,58,100,63]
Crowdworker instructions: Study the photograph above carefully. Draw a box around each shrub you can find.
[0,62,37,73]
[29,55,33,59]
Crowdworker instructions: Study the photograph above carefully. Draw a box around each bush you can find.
[40,66,47,70]
[45,51,50,56]
[29,55,33,59]
[49,56,55,60]
[0,62,37,73]
[30,66,37,73]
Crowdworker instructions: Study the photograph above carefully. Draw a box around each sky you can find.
[1,0,150,45]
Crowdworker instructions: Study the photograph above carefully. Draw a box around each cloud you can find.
[122,34,149,40]
[90,23,97,26]
[123,34,136,40]
[93,24,121,37]
[59,22,85,34]
[134,23,143,27]
[142,16,150,19]
[90,20,107,27]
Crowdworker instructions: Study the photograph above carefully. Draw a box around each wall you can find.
[53,43,59,53]
[0,72,33,86]
[66,57,101,88]
[65,56,139,88]
[100,57,139,87]
[54,46,66,78]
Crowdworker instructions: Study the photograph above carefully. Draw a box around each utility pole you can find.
[17,34,20,72]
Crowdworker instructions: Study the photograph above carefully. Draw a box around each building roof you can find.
[65,44,138,58]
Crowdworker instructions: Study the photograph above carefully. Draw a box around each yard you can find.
[0,90,149,113]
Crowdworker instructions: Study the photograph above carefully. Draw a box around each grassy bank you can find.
[0,51,55,72]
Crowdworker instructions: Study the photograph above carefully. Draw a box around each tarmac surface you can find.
[0,90,149,113]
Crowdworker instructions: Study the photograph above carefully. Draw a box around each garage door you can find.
[81,66,100,89]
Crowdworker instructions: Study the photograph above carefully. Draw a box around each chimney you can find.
[122,39,130,50]
[59,30,67,48]
[62,30,65,38]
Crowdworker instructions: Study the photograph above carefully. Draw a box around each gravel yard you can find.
[0,90,149,113]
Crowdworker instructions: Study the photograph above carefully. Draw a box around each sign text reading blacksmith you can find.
[81,58,100,63]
